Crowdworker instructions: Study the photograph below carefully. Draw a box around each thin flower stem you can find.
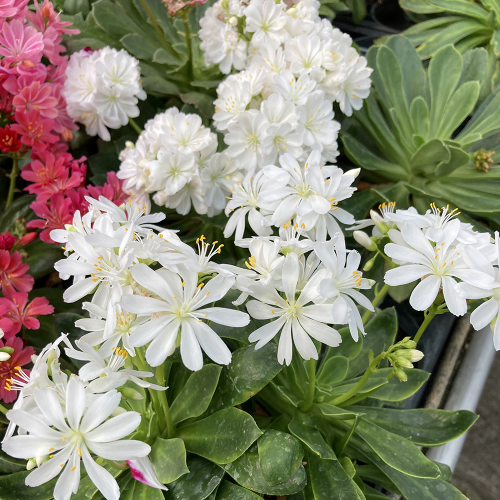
[129,118,142,135]
[156,364,175,439]
[413,306,438,345]
[300,358,317,412]
[362,283,390,324]
[135,348,167,434]
[377,249,394,266]
[335,415,359,457]
[183,13,193,80]
[0,403,7,415]
[6,155,18,209]
[137,0,166,43]
[329,352,385,406]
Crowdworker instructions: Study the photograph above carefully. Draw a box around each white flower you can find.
[262,122,304,164]
[224,110,268,169]
[246,253,341,365]
[147,149,195,195]
[121,264,250,370]
[158,174,207,216]
[260,93,298,127]
[63,50,96,106]
[272,70,317,105]
[117,140,152,192]
[348,201,397,236]
[244,0,288,48]
[213,77,252,131]
[384,220,495,316]
[93,85,140,128]
[314,239,373,341]
[285,34,323,75]
[68,101,111,141]
[255,45,287,80]
[2,377,150,500]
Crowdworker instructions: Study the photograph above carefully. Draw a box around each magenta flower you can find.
[0,250,34,294]
[0,19,44,67]
[0,288,54,337]
[11,109,58,150]
[13,81,58,119]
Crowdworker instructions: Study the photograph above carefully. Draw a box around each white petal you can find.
[85,413,141,443]
[180,321,204,371]
[145,320,180,367]
[2,435,62,459]
[384,265,429,286]
[194,275,236,308]
[401,222,434,259]
[246,301,279,320]
[130,264,175,302]
[195,308,250,327]
[53,452,81,500]
[26,446,72,487]
[34,388,69,433]
[86,440,150,460]
[249,316,287,348]
[300,304,336,324]
[191,320,232,366]
[298,315,341,347]
[409,275,441,311]
[121,295,168,314]
[63,278,97,303]
[66,377,86,430]
[81,446,120,500]
[80,391,121,434]
[442,276,466,316]
[283,253,299,302]
[5,408,62,439]
[127,457,168,491]
[384,243,429,266]
[277,320,292,366]
[470,298,499,331]
[129,316,175,348]
[291,318,318,361]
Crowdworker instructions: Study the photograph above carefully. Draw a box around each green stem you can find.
[329,352,385,406]
[362,283,390,324]
[0,403,7,415]
[299,359,317,412]
[413,306,438,345]
[335,415,359,457]
[135,348,166,434]
[6,155,18,209]
[137,0,166,42]
[183,13,193,80]
[128,118,142,135]
[156,364,175,439]
[376,248,394,266]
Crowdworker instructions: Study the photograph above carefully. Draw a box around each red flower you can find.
[27,193,73,243]
[0,125,21,153]
[13,80,58,119]
[0,250,33,293]
[0,336,35,403]
[11,109,58,150]
[0,288,53,337]
[0,232,17,251]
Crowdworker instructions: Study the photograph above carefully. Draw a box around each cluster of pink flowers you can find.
[0,0,128,244]
[0,230,53,402]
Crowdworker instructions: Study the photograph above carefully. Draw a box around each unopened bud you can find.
[228,16,238,26]
[363,255,377,271]
[0,347,14,354]
[409,349,424,363]
[392,337,416,351]
[0,352,11,362]
[26,459,37,471]
[370,210,390,234]
[393,367,407,382]
[353,230,377,251]
[61,128,73,142]
[111,406,127,417]
[118,387,144,400]
[22,60,35,68]
[287,7,296,15]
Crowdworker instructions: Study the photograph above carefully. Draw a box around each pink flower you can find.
[0,288,54,337]
[86,172,127,206]
[0,19,44,68]
[0,232,18,251]
[27,193,74,243]
[21,151,85,202]
[0,250,33,294]
[13,81,58,119]
[0,0,20,20]
[0,336,35,404]
[11,109,58,150]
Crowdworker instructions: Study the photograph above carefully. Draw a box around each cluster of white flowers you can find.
[117,107,247,216]
[63,47,146,141]
[354,203,500,348]
[199,0,372,116]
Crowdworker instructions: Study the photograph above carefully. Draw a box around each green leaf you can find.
[409,139,451,176]
[170,364,221,424]
[347,406,478,446]
[207,342,283,413]
[150,438,189,484]
[120,33,156,61]
[223,444,307,495]
[0,195,35,232]
[166,456,224,500]
[288,410,336,460]
[141,75,180,96]
[122,480,164,500]
[54,313,85,338]
[176,408,262,464]
[308,454,365,500]
[347,308,398,378]
[388,280,417,303]
[180,92,215,119]
[0,450,25,474]
[257,429,304,486]
[92,0,143,40]
[215,480,262,499]
[0,471,57,500]
[354,419,441,478]
[351,0,366,24]
[63,0,90,16]
[367,367,430,402]
[428,45,463,137]
[410,97,430,141]
[325,326,363,362]
[427,0,490,21]
[317,356,349,388]
[24,239,63,280]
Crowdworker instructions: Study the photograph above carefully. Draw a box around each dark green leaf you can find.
[180,92,215,119]
[176,408,262,464]
[215,480,261,499]
[366,367,430,402]
[24,239,63,280]
[170,364,221,424]
[317,356,349,388]
[0,450,25,474]
[0,470,57,500]
[150,438,189,484]
[0,195,35,232]
[257,429,304,486]
[122,480,164,500]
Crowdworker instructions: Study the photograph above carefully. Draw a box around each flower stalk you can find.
[6,155,18,209]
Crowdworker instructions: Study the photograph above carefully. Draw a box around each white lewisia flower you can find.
[68,102,111,141]
[65,341,166,393]
[225,110,268,169]
[314,239,373,341]
[455,233,500,348]
[246,253,341,365]
[348,201,397,236]
[296,90,340,153]
[160,113,214,154]
[213,78,252,131]
[117,140,152,192]
[255,45,287,81]
[334,56,372,116]
[272,71,317,105]
[93,85,141,127]
[262,122,304,164]
[2,377,150,500]
[147,149,195,195]
[384,220,495,316]
[260,93,298,127]
[224,170,285,240]
[121,264,250,370]
[159,174,208,216]
[244,0,288,48]
[285,35,323,75]
[63,49,96,106]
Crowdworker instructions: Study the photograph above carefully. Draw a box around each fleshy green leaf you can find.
[24,239,63,280]
[257,429,304,486]
[215,480,262,499]
[150,438,189,484]
[223,444,307,495]
[170,364,221,424]
[0,471,56,500]
[122,480,164,500]
[347,406,478,446]
[166,456,224,500]
[366,367,430,402]
[0,450,25,474]
[317,356,349,388]
[0,195,35,232]
[176,408,262,464]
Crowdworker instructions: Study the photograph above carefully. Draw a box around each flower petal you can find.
[81,446,120,500]
[409,275,441,311]
[190,320,232,366]
[80,390,121,434]
[180,320,203,371]
[384,265,429,287]
[194,308,250,327]
[85,412,141,443]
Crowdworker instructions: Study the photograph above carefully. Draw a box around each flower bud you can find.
[228,16,238,26]
[0,352,11,362]
[118,387,144,400]
[409,349,424,363]
[26,459,37,471]
[61,128,74,142]
[393,367,407,382]
[363,255,377,271]
[370,210,390,234]
[111,406,127,417]
[353,231,377,251]
[287,7,296,14]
